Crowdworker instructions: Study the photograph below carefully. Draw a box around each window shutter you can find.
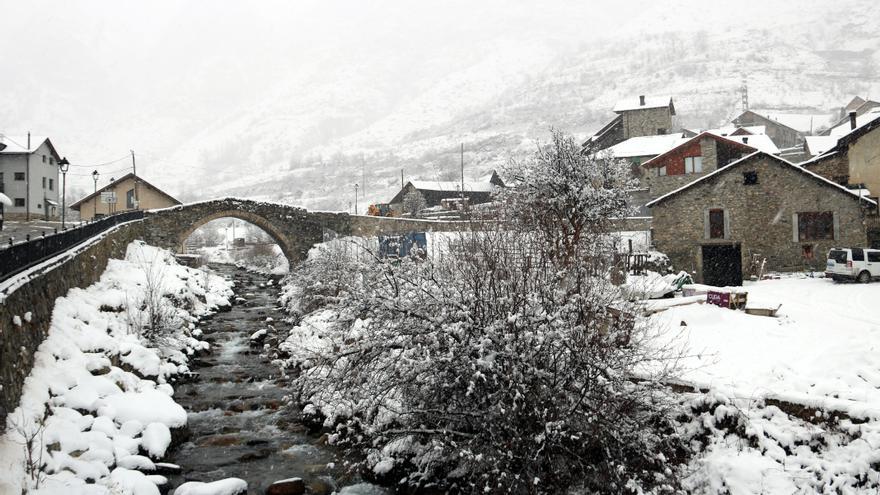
[723,210,730,239]
[703,209,710,239]
[833,211,840,241]
[792,213,799,242]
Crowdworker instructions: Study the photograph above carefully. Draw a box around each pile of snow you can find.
[0,241,233,495]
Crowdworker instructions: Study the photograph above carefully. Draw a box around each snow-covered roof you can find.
[0,134,50,154]
[749,110,836,134]
[647,151,877,207]
[711,133,779,154]
[827,108,880,137]
[605,133,689,158]
[409,180,495,193]
[707,125,766,136]
[613,95,674,113]
[804,136,839,157]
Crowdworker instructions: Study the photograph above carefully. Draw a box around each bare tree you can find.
[285,131,685,494]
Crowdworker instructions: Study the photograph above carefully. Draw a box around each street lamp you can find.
[354,183,359,215]
[92,170,99,219]
[59,157,69,229]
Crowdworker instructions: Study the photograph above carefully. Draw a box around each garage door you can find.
[702,244,743,287]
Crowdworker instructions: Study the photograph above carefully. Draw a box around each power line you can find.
[67,154,132,168]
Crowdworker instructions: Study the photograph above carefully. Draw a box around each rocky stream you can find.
[166,265,388,495]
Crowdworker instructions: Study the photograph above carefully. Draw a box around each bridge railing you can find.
[0,210,145,282]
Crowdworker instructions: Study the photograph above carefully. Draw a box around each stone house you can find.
[388,171,504,212]
[0,134,62,220]
[648,151,878,286]
[584,95,676,151]
[70,173,181,220]
[731,111,809,149]
[823,96,880,133]
[638,131,776,201]
[802,112,880,246]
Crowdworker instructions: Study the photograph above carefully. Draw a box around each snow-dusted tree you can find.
[286,130,683,494]
[402,189,428,218]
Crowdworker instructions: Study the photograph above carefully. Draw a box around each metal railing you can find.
[0,210,145,282]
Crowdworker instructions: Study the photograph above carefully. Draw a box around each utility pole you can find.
[25,132,30,221]
[400,169,404,189]
[131,150,139,209]
[460,142,465,202]
[361,155,366,209]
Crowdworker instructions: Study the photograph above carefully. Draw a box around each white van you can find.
[826,248,880,282]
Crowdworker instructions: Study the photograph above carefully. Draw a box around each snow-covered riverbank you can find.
[0,242,233,495]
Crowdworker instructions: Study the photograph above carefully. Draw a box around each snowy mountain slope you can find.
[166,1,880,211]
[3,0,879,212]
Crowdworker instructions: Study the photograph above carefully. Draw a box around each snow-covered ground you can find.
[651,275,880,493]
[653,276,880,415]
[0,242,233,495]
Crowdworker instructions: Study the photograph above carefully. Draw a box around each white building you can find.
[0,134,62,220]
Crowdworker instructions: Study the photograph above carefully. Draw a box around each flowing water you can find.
[167,264,388,495]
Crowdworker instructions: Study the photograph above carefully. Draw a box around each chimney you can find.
[850,111,858,130]
[743,137,749,144]
[639,95,646,106]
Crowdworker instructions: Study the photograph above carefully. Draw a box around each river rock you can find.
[266,477,305,495]
[307,477,336,495]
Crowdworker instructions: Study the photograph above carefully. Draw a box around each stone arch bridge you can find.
[142,198,465,264]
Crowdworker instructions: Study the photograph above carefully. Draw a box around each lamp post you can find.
[92,170,99,219]
[354,183,359,215]
[59,157,69,229]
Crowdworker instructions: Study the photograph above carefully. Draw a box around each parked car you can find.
[826,247,880,282]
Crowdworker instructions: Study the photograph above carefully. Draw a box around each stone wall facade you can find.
[0,221,144,428]
[621,107,673,140]
[650,155,873,282]
[732,111,804,149]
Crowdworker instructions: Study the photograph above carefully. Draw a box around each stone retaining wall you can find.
[0,221,144,429]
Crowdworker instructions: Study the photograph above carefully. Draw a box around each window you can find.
[868,252,880,263]
[743,171,758,185]
[50,157,54,165]
[684,156,703,174]
[797,211,834,241]
[42,177,46,188]
[14,198,25,207]
[126,189,135,209]
[852,248,865,261]
[42,155,46,163]
[709,208,725,239]
[656,165,667,177]
[14,172,25,181]
[49,178,54,191]
[657,128,666,135]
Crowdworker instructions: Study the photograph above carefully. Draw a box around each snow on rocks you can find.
[141,423,172,460]
[0,241,233,495]
[174,478,248,495]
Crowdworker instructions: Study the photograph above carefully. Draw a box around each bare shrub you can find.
[10,410,48,489]
[288,130,685,494]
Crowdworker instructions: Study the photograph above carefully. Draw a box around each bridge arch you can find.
[177,209,297,263]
